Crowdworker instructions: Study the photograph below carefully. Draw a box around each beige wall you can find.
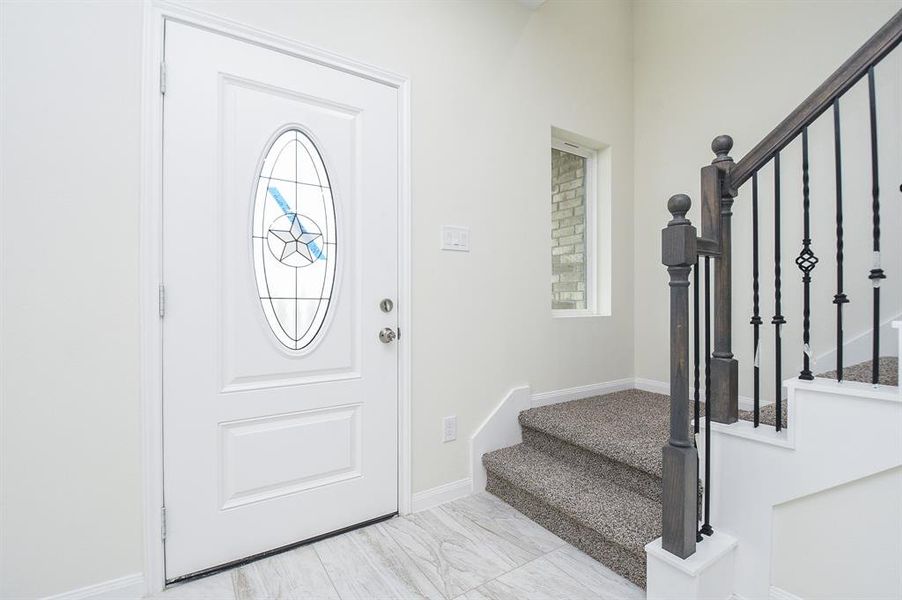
[772,467,902,598]
[0,1,635,596]
[633,0,902,391]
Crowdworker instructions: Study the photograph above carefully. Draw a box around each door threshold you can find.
[165,511,399,587]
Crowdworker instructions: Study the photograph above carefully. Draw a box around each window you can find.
[551,138,596,313]
[252,128,337,351]
[550,128,611,317]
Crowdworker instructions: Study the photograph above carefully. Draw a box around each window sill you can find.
[551,310,609,319]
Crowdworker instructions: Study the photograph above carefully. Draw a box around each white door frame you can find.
[139,1,412,593]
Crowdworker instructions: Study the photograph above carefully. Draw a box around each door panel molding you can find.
[219,403,363,510]
[140,2,411,593]
[218,77,362,393]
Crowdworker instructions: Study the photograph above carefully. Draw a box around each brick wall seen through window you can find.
[551,148,588,310]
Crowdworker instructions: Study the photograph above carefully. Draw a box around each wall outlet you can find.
[442,416,457,443]
[441,226,470,252]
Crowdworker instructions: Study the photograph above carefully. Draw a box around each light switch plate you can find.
[441,226,470,252]
[442,416,457,442]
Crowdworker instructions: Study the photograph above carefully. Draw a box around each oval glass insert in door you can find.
[252,129,337,351]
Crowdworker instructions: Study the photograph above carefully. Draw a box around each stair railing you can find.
[661,9,902,559]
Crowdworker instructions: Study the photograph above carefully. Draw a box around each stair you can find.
[481,357,899,588]
[482,389,672,588]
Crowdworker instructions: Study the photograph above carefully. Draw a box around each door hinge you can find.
[161,506,167,541]
[158,284,165,318]
[397,327,401,340]
[160,61,167,95]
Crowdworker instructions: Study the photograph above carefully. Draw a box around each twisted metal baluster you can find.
[693,260,702,543]
[796,128,818,380]
[773,153,786,431]
[701,257,713,537]
[750,174,762,427]
[833,99,849,382]
[694,260,701,437]
[867,67,885,385]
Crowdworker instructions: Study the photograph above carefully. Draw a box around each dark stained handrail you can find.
[730,9,902,189]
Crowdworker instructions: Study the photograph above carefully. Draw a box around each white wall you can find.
[0,1,635,596]
[12,2,899,596]
[633,1,902,391]
[0,2,145,598]
[705,377,902,599]
[772,466,902,599]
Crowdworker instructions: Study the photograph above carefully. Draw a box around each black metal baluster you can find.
[751,174,762,427]
[796,128,818,380]
[773,152,786,432]
[833,99,849,382]
[867,67,886,385]
[693,260,702,543]
[694,260,701,436]
[701,256,713,537]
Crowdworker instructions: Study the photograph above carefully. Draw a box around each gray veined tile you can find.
[453,589,494,600]
[313,521,444,600]
[155,571,236,600]
[381,505,527,598]
[544,546,644,600]
[231,545,339,600]
[442,493,565,557]
[468,555,602,600]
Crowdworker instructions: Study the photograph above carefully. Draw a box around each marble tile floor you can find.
[154,493,645,600]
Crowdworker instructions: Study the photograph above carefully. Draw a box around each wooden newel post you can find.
[661,193,699,559]
[710,135,739,424]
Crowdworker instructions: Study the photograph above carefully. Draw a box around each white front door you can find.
[161,21,399,580]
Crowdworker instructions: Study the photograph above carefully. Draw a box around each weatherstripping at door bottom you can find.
[165,511,398,586]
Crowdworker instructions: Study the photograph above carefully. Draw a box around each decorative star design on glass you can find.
[266,213,325,268]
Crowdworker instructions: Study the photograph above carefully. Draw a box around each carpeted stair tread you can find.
[738,403,787,429]
[518,389,672,480]
[734,357,897,428]
[482,443,661,557]
[817,356,897,386]
[521,426,665,503]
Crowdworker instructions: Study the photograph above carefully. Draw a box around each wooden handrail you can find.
[730,9,902,189]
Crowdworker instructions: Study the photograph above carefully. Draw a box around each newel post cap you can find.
[662,194,697,267]
[667,193,691,224]
[711,135,734,163]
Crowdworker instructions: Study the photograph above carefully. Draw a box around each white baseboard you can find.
[410,477,472,512]
[769,586,804,600]
[634,378,771,412]
[633,377,669,395]
[816,310,901,370]
[531,378,634,408]
[43,573,144,600]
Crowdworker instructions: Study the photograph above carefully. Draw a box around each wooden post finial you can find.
[711,135,734,164]
[668,193,691,224]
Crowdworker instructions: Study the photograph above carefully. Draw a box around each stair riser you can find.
[522,427,663,503]
[486,472,647,589]
[522,426,704,512]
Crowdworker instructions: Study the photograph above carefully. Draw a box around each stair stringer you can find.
[700,378,902,599]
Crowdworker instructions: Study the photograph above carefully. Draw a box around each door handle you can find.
[379,328,397,344]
